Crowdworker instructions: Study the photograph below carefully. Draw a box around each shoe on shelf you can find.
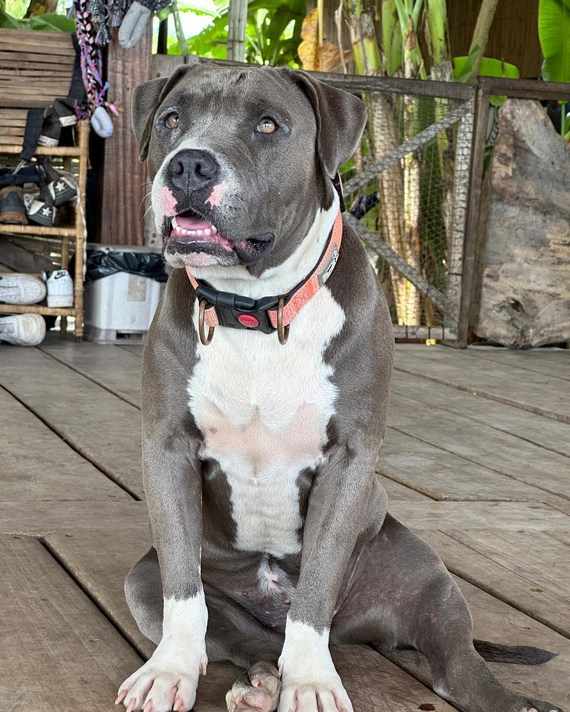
[24,192,56,226]
[0,313,46,346]
[23,176,57,228]
[0,185,28,225]
[38,98,78,148]
[46,269,73,307]
[0,273,47,305]
[38,157,77,206]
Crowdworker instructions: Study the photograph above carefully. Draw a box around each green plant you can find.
[539,0,570,138]
[183,0,305,65]
[0,7,74,29]
[453,55,519,106]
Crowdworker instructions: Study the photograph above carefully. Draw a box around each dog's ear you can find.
[285,69,367,178]
[132,65,196,162]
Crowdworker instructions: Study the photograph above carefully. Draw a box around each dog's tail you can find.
[474,639,557,665]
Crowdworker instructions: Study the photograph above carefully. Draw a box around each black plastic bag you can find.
[86,249,168,283]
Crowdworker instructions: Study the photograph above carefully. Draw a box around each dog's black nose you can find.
[166,150,220,193]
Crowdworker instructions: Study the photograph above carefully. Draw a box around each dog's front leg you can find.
[278,445,386,712]
[117,434,207,712]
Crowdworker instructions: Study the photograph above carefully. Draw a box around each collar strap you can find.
[185,207,343,345]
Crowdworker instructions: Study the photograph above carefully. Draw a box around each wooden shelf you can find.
[0,119,89,340]
[0,144,82,157]
[0,303,78,317]
[0,224,77,237]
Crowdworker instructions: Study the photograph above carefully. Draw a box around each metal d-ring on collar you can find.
[276,298,289,345]
[198,299,215,346]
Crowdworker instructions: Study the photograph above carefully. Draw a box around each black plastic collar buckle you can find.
[195,283,278,334]
[333,172,345,213]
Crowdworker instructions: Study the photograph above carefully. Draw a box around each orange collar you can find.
[185,208,343,346]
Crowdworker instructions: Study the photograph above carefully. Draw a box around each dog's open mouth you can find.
[164,209,273,265]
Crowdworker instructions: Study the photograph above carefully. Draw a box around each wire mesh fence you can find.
[321,74,476,341]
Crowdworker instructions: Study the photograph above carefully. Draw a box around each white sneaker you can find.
[0,273,47,305]
[0,313,46,346]
[46,269,73,307]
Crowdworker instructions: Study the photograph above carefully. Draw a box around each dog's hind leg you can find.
[331,515,562,712]
[205,586,283,712]
[125,546,164,645]
[125,548,283,712]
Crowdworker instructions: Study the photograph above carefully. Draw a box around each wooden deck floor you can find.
[1,337,568,711]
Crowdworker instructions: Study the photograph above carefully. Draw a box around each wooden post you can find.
[456,85,491,347]
[227,0,248,62]
[100,28,152,246]
[445,94,475,337]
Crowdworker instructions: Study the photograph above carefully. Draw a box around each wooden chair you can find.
[0,28,89,340]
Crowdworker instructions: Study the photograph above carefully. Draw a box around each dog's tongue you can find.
[175,215,212,231]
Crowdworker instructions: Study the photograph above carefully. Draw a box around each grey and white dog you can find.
[116,63,560,712]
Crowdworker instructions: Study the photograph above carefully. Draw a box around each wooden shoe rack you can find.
[0,29,90,340]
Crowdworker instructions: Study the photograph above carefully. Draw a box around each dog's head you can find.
[132,63,366,274]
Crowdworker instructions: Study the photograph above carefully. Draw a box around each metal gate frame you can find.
[318,72,477,343]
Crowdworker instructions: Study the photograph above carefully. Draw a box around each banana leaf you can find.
[539,0,570,82]
[453,56,519,106]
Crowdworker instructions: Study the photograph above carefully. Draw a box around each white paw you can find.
[277,619,352,712]
[116,643,207,712]
[277,675,352,712]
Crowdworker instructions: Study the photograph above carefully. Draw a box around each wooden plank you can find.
[449,530,570,622]
[45,528,456,712]
[390,369,570,458]
[0,68,72,79]
[419,529,570,638]
[0,535,143,712]
[390,575,570,710]
[0,54,73,66]
[0,42,74,58]
[0,346,144,497]
[389,501,569,531]
[0,500,148,536]
[0,386,129,502]
[0,116,27,125]
[469,346,570,382]
[0,27,74,46]
[39,334,143,408]
[0,223,78,236]
[101,27,152,245]
[394,344,570,423]
[45,529,155,658]
[386,391,570,499]
[380,427,565,503]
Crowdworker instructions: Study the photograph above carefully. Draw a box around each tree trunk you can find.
[227,0,248,62]
[24,0,58,17]
[463,0,500,82]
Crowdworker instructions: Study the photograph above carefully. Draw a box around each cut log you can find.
[473,98,570,347]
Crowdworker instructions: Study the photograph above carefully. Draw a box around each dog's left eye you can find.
[257,118,276,134]
[165,113,180,129]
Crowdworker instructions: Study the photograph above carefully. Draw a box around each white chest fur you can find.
[187,285,345,558]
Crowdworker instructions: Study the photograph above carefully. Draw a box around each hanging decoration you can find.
[72,0,168,138]
[72,0,119,138]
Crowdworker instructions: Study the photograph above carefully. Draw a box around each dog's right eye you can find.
[165,113,180,129]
